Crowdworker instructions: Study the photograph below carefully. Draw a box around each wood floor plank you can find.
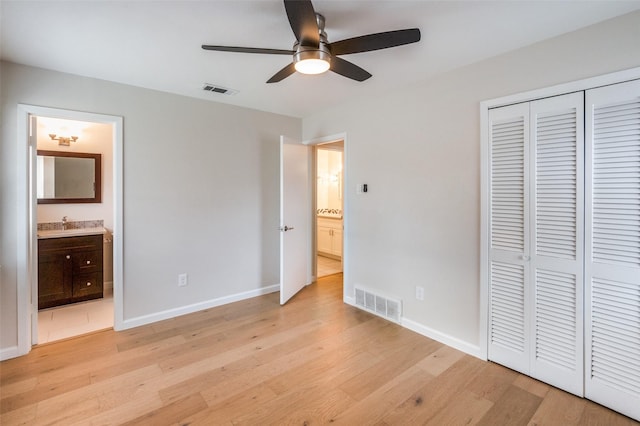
[196,317,387,408]
[1,273,638,425]
[513,373,551,399]
[338,338,441,401]
[120,392,208,426]
[475,384,543,426]
[578,401,640,426]
[416,344,466,377]
[465,360,519,403]
[331,366,435,424]
[424,389,494,425]
[179,383,276,425]
[379,354,487,425]
[1,371,91,414]
[528,387,586,426]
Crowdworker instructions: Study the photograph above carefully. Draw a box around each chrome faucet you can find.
[62,216,68,230]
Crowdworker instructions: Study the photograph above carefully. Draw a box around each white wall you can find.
[303,11,640,354]
[0,62,301,353]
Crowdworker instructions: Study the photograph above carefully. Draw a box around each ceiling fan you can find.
[202,0,421,83]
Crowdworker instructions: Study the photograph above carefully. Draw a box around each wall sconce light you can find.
[49,133,79,146]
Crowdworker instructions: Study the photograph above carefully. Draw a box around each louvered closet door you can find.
[488,103,531,375]
[488,94,584,395]
[529,93,584,396]
[585,79,640,421]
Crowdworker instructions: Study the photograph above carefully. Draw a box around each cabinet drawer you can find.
[39,234,103,253]
[72,250,102,273]
[72,272,103,298]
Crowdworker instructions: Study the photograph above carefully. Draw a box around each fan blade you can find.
[330,29,421,55]
[202,45,294,55]
[331,57,372,82]
[267,62,296,83]
[284,0,319,47]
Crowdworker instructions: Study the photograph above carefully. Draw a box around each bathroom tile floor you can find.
[317,255,342,278]
[37,289,113,344]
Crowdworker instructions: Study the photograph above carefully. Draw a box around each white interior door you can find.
[280,136,309,305]
[487,102,531,375]
[488,93,585,396]
[585,79,640,421]
[529,93,584,396]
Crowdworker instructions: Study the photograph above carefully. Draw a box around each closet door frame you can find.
[480,66,640,359]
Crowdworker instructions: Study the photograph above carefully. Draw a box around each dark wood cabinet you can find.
[38,234,103,309]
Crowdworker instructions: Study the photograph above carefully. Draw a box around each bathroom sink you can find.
[37,227,106,239]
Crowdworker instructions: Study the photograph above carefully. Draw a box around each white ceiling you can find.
[2,1,639,118]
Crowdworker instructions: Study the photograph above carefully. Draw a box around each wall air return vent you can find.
[354,286,402,323]
[202,83,238,96]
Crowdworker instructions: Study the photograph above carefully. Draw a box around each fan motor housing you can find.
[294,42,332,66]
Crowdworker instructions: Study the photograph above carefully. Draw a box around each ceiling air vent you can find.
[202,83,238,96]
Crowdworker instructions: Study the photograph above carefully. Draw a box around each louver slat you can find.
[491,118,525,251]
[490,261,525,352]
[536,110,577,260]
[591,277,640,395]
[535,270,577,370]
[592,99,640,268]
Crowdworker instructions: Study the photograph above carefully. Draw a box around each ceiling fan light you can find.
[295,58,330,75]
[293,46,331,75]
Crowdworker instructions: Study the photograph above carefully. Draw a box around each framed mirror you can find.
[37,150,102,204]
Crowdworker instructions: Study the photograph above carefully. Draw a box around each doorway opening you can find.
[16,104,123,355]
[34,116,114,344]
[314,140,344,280]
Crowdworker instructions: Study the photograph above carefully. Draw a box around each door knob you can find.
[281,225,294,232]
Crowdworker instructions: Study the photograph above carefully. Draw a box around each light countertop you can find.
[37,228,106,239]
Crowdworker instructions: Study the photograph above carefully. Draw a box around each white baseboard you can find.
[0,345,19,361]
[401,317,484,359]
[121,284,280,330]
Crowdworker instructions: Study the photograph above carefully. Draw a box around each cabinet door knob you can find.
[86,260,91,265]
[86,282,92,286]
[66,255,71,260]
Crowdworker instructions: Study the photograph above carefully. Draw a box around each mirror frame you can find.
[37,150,102,204]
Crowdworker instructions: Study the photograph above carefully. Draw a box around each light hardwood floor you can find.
[1,274,637,425]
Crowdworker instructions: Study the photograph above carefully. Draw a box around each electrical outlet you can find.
[415,286,424,301]
[178,273,188,287]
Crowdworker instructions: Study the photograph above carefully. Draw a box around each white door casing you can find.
[280,136,310,305]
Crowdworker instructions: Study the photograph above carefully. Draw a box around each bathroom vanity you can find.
[38,229,104,309]
[317,217,342,259]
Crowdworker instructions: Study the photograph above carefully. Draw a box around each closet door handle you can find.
[521,255,530,261]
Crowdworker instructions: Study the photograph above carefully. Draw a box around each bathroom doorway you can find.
[34,116,115,344]
[16,104,123,355]
[315,141,344,279]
